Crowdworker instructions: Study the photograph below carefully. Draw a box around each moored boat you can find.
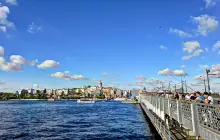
[48,98,55,102]
[77,99,95,104]
[114,97,126,101]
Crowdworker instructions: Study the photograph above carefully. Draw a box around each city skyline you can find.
[0,0,220,92]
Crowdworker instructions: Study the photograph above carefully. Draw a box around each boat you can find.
[77,99,95,104]
[114,97,126,101]
[48,98,55,102]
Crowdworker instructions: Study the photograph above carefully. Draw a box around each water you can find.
[0,101,159,140]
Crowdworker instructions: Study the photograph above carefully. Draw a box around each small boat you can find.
[114,97,126,101]
[48,98,55,102]
[77,99,95,104]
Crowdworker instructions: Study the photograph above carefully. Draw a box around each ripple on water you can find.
[0,101,160,140]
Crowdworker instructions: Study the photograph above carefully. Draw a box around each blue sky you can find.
[0,0,219,92]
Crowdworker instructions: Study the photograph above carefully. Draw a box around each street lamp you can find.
[200,76,207,92]
[206,69,217,93]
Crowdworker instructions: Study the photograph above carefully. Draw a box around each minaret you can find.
[100,80,103,89]
[100,80,103,95]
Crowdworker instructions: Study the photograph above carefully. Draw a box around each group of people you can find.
[145,91,215,104]
[184,91,214,104]
[171,91,214,104]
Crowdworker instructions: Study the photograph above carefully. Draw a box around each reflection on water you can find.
[0,101,159,140]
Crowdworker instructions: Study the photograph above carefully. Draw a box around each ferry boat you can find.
[77,99,95,104]
[48,98,55,102]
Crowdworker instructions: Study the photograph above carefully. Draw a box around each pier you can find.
[139,94,220,140]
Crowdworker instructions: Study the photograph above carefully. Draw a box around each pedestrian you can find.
[204,92,214,104]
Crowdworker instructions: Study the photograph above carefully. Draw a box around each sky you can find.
[0,0,219,92]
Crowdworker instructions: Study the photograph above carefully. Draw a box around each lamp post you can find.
[206,69,217,93]
[200,76,206,92]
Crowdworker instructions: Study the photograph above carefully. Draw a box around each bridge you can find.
[139,94,220,140]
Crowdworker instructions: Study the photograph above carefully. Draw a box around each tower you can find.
[99,80,103,89]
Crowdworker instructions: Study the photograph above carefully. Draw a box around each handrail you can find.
[140,94,220,140]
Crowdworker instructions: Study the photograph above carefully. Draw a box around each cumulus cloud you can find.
[51,72,70,80]
[195,64,220,80]
[169,28,192,38]
[71,75,86,80]
[0,57,24,72]
[27,22,42,33]
[211,64,220,74]
[158,68,188,76]
[183,41,200,53]
[0,5,15,30]
[37,60,60,69]
[10,55,26,64]
[160,45,167,50]
[192,14,218,36]
[0,46,4,57]
[182,41,203,60]
[182,49,204,60]
[147,78,162,85]
[213,41,220,54]
[5,0,18,5]
[203,0,216,8]
[51,71,87,80]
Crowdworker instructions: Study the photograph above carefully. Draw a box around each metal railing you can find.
[140,94,220,140]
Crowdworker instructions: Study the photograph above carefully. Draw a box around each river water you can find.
[0,101,160,140]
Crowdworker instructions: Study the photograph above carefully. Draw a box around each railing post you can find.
[177,100,182,124]
[191,103,199,137]
[168,99,171,117]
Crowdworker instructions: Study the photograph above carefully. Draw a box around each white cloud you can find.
[169,28,192,38]
[182,41,203,60]
[160,45,167,50]
[5,0,18,5]
[192,14,218,36]
[0,46,4,57]
[147,78,162,85]
[158,68,188,76]
[37,60,60,69]
[180,65,186,68]
[195,64,220,80]
[203,0,216,8]
[0,5,14,29]
[27,22,42,33]
[0,57,24,72]
[193,49,204,56]
[205,48,209,52]
[182,49,204,60]
[51,71,87,80]
[183,41,200,53]
[200,64,209,69]
[213,41,220,54]
[71,75,86,80]
[136,76,146,83]
[211,64,220,74]
[10,55,26,64]
[29,59,38,66]
[0,25,6,32]
[51,72,70,80]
